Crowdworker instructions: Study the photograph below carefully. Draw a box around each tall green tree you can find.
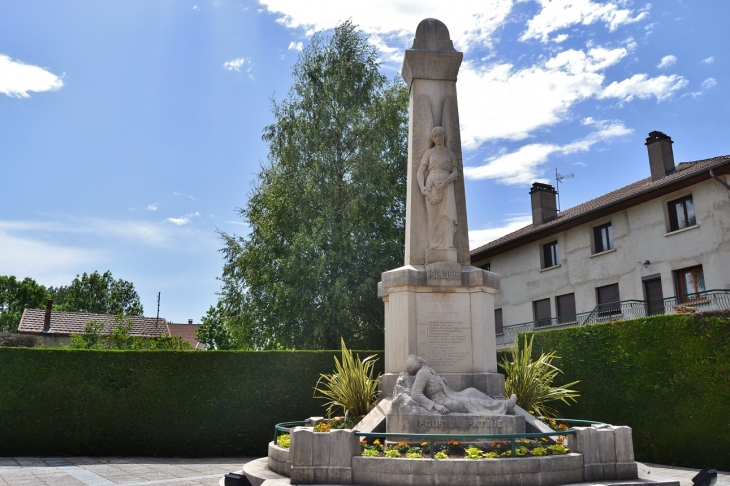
[0,276,50,332]
[214,21,408,350]
[60,270,144,316]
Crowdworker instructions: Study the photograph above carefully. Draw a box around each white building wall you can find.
[487,175,730,327]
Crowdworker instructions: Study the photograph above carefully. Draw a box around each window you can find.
[596,283,621,316]
[593,223,614,253]
[675,266,705,301]
[542,241,559,268]
[494,308,503,335]
[480,262,491,272]
[533,298,551,327]
[556,293,577,324]
[668,195,696,232]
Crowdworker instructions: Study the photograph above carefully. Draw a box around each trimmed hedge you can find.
[527,311,730,470]
[0,348,383,457]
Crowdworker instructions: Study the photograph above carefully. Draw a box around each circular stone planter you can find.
[350,454,583,486]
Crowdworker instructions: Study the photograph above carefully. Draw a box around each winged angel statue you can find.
[414,96,463,253]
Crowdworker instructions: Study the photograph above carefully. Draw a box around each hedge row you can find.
[0,348,383,457]
[527,311,730,470]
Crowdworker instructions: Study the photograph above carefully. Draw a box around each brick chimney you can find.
[43,299,53,332]
[646,131,675,181]
[530,182,558,226]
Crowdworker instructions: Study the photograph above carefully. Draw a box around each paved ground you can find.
[0,457,251,486]
[0,457,727,486]
[638,462,730,486]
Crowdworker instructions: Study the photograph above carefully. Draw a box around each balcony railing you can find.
[496,289,730,348]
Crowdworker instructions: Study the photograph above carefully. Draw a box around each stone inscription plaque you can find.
[387,414,525,435]
[416,293,472,372]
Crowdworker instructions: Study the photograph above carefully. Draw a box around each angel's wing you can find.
[442,96,462,168]
[412,94,434,169]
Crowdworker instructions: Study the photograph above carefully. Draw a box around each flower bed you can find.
[359,437,570,459]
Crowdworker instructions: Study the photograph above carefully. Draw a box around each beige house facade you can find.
[470,132,730,347]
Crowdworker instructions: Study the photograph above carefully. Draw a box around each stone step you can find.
[243,457,288,486]
[225,457,681,486]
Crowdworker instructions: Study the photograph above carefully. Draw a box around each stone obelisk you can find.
[378,19,503,398]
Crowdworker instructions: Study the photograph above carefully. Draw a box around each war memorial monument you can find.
[238,18,658,486]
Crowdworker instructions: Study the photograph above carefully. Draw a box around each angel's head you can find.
[431,126,446,146]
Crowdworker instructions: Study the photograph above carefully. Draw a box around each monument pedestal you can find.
[378,264,501,379]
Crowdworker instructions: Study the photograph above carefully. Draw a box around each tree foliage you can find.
[195,304,238,350]
[57,271,144,316]
[69,315,192,350]
[0,276,50,333]
[214,21,408,349]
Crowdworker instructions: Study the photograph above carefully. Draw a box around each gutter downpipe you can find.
[709,168,730,192]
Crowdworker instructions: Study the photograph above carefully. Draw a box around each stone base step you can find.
[564,482,679,486]
[224,457,680,486]
[243,457,289,486]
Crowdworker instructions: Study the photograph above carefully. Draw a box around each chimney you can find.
[530,182,558,226]
[646,131,675,181]
[188,319,193,324]
[43,299,53,332]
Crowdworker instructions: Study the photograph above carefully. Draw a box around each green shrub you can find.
[313,338,380,418]
[499,335,579,417]
[0,348,383,457]
[0,333,41,347]
[528,312,730,469]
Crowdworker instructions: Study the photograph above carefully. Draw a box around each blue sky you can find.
[1,0,728,324]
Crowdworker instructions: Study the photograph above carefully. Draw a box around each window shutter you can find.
[556,293,576,323]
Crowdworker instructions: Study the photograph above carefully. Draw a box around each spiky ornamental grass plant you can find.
[314,338,380,418]
[499,335,580,418]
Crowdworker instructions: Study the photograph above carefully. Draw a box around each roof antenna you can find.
[155,292,161,329]
[555,167,574,212]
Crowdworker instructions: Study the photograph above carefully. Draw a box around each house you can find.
[470,132,730,348]
[166,320,205,349]
[17,300,167,346]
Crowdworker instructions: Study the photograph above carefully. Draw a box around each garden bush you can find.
[0,348,383,457]
[0,332,41,347]
[527,311,730,470]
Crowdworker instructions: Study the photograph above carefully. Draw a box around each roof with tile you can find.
[166,323,204,349]
[17,309,167,337]
[470,155,730,260]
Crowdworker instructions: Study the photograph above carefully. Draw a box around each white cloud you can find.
[700,56,715,65]
[656,55,677,69]
[463,119,632,185]
[0,225,103,286]
[701,78,718,90]
[469,215,533,249]
[167,217,190,226]
[0,54,64,98]
[257,0,684,149]
[192,4,200,10]
[520,0,649,43]
[223,57,250,71]
[683,77,718,99]
[288,41,303,51]
[600,73,688,102]
[166,212,201,226]
[0,218,217,289]
[257,0,515,52]
[458,46,632,145]
[173,192,196,200]
[147,204,158,211]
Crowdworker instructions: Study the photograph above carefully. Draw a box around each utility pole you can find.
[155,292,161,328]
